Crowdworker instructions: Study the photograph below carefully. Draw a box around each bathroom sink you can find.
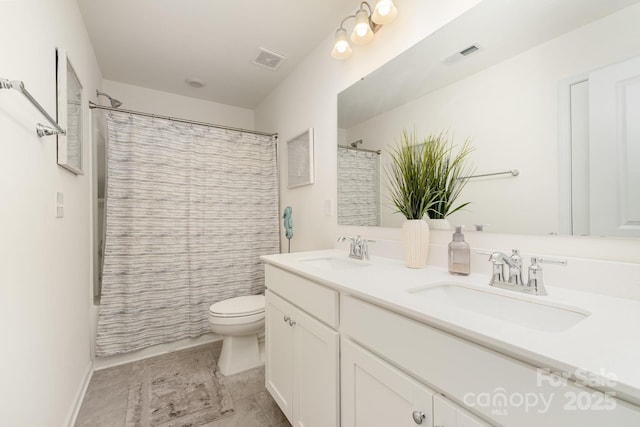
[408,283,589,332]
[299,256,371,270]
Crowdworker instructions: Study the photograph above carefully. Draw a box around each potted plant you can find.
[386,130,473,268]
[386,129,435,268]
[422,131,474,230]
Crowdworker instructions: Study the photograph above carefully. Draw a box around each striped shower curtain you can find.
[96,111,279,357]
[337,146,380,226]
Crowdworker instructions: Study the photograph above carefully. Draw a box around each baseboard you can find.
[64,360,94,427]
[94,333,222,371]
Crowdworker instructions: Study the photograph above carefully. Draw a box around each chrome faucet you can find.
[337,235,374,261]
[488,249,525,285]
[486,250,566,296]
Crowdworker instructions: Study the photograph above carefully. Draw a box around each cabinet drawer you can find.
[265,265,338,328]
[341,295,640,426]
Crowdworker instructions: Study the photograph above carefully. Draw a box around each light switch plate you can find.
[56,192,64,218]
[324,199,333,216]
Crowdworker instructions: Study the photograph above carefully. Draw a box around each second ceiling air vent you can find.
[460,45,479,56]
[252,48,287,70]
[442,44,481,65]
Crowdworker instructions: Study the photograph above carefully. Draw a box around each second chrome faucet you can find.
[486,249,566,296]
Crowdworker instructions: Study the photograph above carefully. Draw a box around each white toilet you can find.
[208,294,265,376]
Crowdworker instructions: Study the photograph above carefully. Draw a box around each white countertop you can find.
[262,249,640,406]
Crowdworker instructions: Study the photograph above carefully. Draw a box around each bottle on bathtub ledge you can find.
[448,226,470,275]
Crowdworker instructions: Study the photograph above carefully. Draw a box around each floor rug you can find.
[125,346,235,426]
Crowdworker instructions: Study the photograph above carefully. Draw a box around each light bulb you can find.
[377,1,391,16]
[332,28,352,59]
[355,23,369,37]
[351,9,374,45]
[372,0,398,25]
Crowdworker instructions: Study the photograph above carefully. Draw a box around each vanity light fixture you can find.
[331,0,398,59]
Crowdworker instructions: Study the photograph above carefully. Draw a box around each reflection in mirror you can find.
[337,143,381,226]
[337,0,640,237]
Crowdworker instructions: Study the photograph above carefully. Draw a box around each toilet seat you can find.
[208,294,266,375]
[209,294,265,317]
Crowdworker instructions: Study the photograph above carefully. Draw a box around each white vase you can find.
[427,218,451,230]
[401,219,430,269]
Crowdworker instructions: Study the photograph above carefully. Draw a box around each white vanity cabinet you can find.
[433,395,490,427]
[341,294,640,427]
[264,265,340,427]
[262,253,640,427]
[341,336,489,427]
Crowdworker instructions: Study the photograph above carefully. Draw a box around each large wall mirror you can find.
[337,0,640,238]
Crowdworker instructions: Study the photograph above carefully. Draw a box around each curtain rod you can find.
[88,101,278,138]
[338,144,381,155]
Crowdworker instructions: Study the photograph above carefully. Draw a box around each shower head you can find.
[96,90,123,108]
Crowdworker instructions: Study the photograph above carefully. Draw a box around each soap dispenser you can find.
[448,226,470,275]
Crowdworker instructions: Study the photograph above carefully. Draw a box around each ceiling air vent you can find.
[252,48,287,71]
[460,45,479,56]
[442,44,481,65]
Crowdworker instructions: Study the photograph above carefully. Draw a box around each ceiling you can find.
[78,0,359,109]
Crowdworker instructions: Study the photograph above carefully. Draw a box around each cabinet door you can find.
[293,304,340,427]
[342,338,434,427]
[433,394,490,427]
[265,290,295,422]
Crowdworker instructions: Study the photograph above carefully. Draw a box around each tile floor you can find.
[76,342,290,427]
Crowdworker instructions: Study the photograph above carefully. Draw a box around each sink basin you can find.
[408,283,589,332]
[299,256,370,270]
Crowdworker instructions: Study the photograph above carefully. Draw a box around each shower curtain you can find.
[96,111,279,357]
[337,146,380,226]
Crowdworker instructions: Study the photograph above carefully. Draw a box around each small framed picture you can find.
[287,128,314,188]
[56,48,84,175]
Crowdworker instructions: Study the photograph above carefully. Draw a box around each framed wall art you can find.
[287,128,314,188]
[56,48,84,175]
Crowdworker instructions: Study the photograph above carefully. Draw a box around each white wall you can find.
[0,0,102,425]
[102,80,255,127]
[255,0,483,253]
[346,3,640,233]
[255,0,640,274]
